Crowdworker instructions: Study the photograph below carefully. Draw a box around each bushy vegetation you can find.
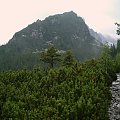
[0,45,117,120]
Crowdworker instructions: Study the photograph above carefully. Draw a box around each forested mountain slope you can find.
[0,11,102,71]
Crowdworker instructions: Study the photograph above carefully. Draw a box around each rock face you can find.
[108,73,120,120]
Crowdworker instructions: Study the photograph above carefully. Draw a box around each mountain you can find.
[89,28,117,45]
[0,11,102,71]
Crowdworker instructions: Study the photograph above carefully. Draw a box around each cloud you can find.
[111,0,120,20]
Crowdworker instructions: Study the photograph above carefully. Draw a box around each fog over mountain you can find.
[89,28,117,45]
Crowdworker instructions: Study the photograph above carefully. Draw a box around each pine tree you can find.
[40,46,61,68]
[117,39,120,53]
[110,44,117,58]
[62,50,74,66]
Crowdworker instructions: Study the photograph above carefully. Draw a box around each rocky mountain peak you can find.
[0,11,103,70]
[62,11,77,16]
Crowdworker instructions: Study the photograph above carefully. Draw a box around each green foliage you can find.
[100,45,116,82]
[40,46,61,68]
[115,53,120,72]
[62,50,74,66]
[117,39,120,53]
[109,24,120,72]
[110,44,117,58]
[100,45,112,73]
[0,49,115,119]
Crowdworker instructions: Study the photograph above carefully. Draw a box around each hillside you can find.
[0,11,102,71]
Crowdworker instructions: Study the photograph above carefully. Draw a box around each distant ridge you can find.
[89,28,117,45]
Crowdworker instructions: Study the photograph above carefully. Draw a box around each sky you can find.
[0,0,120,45]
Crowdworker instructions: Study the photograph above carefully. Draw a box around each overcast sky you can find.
[0,0,119,45]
